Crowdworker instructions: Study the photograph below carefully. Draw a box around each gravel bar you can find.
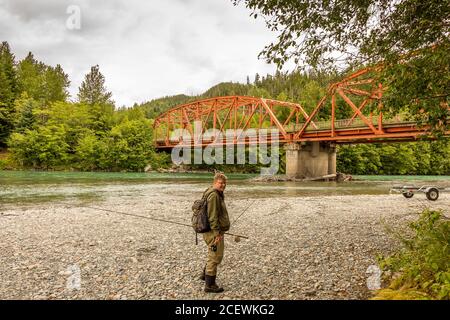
[1,192,449,300]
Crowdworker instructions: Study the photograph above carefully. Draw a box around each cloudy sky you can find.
[0,0,285,107]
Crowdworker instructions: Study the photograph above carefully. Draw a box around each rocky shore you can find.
[1,191,448,300]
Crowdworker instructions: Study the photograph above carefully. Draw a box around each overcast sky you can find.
[0,0,285,107]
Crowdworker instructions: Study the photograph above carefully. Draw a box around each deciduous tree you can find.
[234,0,449,132]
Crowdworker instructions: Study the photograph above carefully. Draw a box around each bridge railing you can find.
[284,116,412,132]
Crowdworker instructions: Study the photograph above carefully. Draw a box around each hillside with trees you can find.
[0,42,448,174]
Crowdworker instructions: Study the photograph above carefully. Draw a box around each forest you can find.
[0,41,449,174]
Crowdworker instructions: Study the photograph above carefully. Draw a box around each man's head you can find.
[213,172,227,192]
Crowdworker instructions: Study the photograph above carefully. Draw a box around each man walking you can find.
[200,172,230,293]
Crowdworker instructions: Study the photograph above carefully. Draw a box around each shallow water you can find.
[1,171,449,206]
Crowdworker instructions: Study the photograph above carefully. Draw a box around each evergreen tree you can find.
[44,64,70,102]
[16,52,44,101]
[77,65,114,105]
[13,93,38,133]
[0,41,18,147]
[16,52,69,105]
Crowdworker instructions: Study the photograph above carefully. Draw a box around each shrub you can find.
[375,209,450,300]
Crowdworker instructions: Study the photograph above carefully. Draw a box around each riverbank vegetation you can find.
[374,209,450,300]
[0,42,449,173]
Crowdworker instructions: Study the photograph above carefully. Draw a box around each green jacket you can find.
[204,187,230,237]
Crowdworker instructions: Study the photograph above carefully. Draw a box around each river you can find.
[1,171,449,206]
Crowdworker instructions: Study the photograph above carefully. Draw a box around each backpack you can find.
[191,188,215,244]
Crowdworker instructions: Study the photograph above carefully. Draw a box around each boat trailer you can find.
[390,185,445,201]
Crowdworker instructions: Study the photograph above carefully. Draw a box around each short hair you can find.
[214,172,227,182]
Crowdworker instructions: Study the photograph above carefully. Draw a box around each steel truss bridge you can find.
[154,67,449,149]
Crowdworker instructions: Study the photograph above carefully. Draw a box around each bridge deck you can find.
[155,119,429,148]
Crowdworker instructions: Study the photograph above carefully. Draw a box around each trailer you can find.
[390,185,445,201]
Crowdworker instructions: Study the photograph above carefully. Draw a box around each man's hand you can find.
[214,234,223,245]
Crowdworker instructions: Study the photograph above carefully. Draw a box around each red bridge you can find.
[153,67,449,178]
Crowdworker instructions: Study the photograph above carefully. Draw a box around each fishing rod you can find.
[230,199,256,227]
[63,203,249,240]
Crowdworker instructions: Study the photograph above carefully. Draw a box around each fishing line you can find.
[59,202,249,239]
[230,199,256,227]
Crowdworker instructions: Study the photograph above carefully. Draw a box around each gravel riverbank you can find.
[1,192,449,300]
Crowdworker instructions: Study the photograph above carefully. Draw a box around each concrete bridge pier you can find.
[284,142,337,179]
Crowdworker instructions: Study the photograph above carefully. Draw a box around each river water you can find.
[1,171,449,206]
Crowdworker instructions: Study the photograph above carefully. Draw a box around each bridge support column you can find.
[328,143,337,175]
[284,142,337,179]
[284,142,301,178]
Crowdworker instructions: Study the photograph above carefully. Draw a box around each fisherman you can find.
[200,172,230,293]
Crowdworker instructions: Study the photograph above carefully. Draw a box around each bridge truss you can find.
[153,67,448,148]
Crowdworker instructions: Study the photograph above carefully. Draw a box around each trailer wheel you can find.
[426,188,439,201]
[402,191,414,198]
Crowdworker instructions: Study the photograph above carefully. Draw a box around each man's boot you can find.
[199,266,206,281]
[204,275,224,293]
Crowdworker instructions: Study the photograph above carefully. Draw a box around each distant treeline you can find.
[0,42,448,174]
